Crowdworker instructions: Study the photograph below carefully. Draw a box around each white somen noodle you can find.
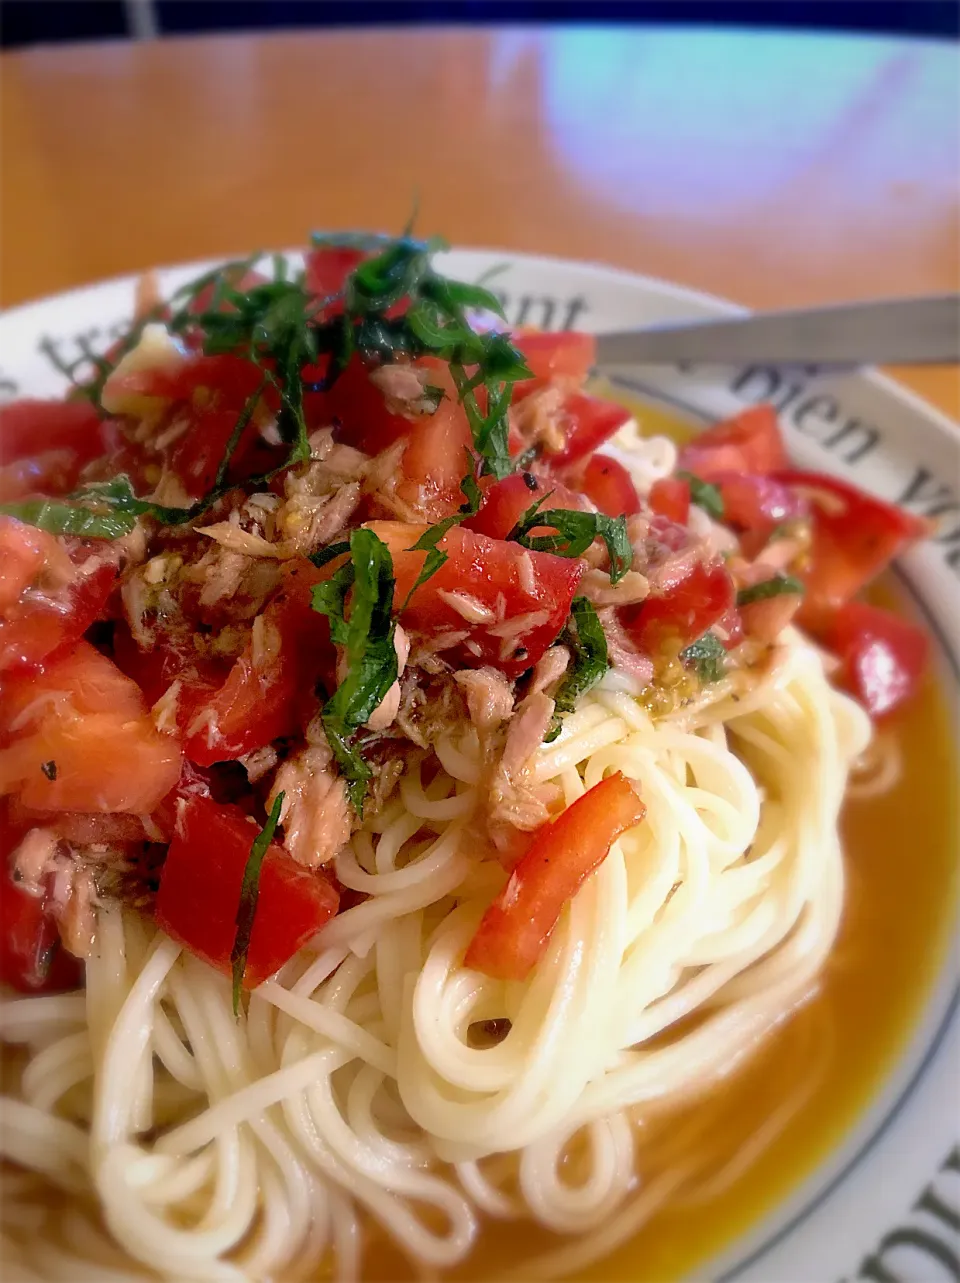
[0,625,871,1281]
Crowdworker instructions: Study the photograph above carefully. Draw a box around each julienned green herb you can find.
[231,790,285,1016]
[30,235,533,544]
[168,261,316,466]
[311,528,400,815]
[736,575,806,607]
[309,540,351,569]
[0,492,140,540]
[38,334,115,406]
[545,597,610,742]
[507,495,633,584]
[305,475,481,810]
[677,471,724,521]
[1,373,278,538]
[680,631,726,684]
[0,441,290,541]
[322,234,532,479]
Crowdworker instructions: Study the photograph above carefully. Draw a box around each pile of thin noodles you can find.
[0,624,872,1282]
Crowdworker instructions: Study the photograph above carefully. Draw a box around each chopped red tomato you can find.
[739,591,804,645]
[317,357,476,518]
[547,393,632,468]
[0,537,119,675]
[678,405,787,479]
[579,453,641,518]
[465,771,645,981]
[115,563,337,767]
[0,397,110,500]
[511,331,595,400]
[0,701,177,812]
[0,641,182,813]
[270,554,342,672]
[774,471,929,630]
[104,353,256,407]
[714,606,744,650]
[621,558,735,654]
[304,246,366,302]
[7,799,157,847]
[394,399,477,522]
[154,794,339,987]
[0,712,182,814]
[465,472,587,541]
[823,601,928,718]
[313,354,414,454]
[180,639,302,767]
[79,417,157,494]
[0,797,82,993]
[711,471,808,555]
[105,353,269,496]
[0,640,144,731]
[0,876,83,993]
[111,622,212,712]
[648,476,690,525]
[168,357,268,495]
[0,452,84,504]
[368,521,584,677]
[0,518,66,612]
[116,627,296,768]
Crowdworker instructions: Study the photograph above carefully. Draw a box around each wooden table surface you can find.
[1,26,957,416]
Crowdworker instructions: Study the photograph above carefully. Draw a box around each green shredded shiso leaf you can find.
[311,529,399,815]
[680,631,727,684]
[507,496,633,584]
[737,575,805,607]
[231,791,285,1017]
[28,234,533,544]
[677,471,724,521]
[545,597,609,742]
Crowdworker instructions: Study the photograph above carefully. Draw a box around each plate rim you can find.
[2,246,956,442]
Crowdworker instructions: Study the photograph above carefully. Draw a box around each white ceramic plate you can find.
[1,252,958,1283]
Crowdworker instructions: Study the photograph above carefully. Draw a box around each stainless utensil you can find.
[593,294,960,368]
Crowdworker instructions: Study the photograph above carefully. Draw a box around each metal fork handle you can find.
[593,294,960,368]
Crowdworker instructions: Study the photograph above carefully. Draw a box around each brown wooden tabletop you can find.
[1,27,957,415]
